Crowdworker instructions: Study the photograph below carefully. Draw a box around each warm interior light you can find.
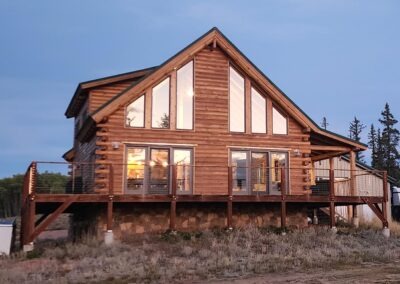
[149,161,156,167]
[162,161,169,167]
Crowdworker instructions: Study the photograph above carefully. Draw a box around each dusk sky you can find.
[0,1,399,177]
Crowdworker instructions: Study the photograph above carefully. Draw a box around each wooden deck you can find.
[20,161,390,248]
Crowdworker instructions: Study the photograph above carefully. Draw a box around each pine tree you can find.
[376,128,384,170]
[368,124,377,167]
[378,103,400,179]
[321,117,329,130]
[348,116,366,162]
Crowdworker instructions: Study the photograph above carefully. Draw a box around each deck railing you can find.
[22,161,388,200]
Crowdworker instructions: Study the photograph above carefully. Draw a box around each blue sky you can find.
[0,1,399,177]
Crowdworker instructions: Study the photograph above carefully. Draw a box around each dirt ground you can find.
[207,262,400,284]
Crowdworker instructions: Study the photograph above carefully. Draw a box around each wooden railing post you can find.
[280,166,286,229]
[349,151,356,196]
[329,158,336,228]
[170,165,177,231]
[382,171,389,228]
[107,164,114,232]
[227,166,233,230]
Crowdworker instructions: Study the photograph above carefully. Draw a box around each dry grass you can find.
[1,226,400,283]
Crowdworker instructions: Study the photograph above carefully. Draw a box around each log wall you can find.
[90,47,312,195]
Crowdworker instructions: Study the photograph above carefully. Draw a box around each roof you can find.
[65,66,158,118]
[69,27,367,151]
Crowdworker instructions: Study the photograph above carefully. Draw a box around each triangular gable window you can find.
[272,107,288,135]
[126,95,145,127]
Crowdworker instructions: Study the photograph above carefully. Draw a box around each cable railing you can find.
[21,162,388,200]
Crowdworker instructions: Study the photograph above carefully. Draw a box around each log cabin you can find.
[20,27,390,248]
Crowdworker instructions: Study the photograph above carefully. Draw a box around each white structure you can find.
[0,220,15,255]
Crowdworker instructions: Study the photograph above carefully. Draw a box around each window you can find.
[152,77,170,128]
[251,152,268,192]
[231,151,248,193]
[177,61,194,129]
[125,146,193,194]
[229,67,245,132]
[230,150,288,195]
[173,149,192,193]
[251,88,266,133]
[270,152,288,194]
[149,149,170,194]
[272,107,288,134]
[126,148,146,193]
[126,95,145,127]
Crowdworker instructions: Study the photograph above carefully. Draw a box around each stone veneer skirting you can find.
[70,202,308,240]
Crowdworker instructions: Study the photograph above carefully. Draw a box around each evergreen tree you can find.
[321,117,329,130]
[368,124,377,167]
[378,103,400,179]
[376,128,385,170]
[348,116,366,162]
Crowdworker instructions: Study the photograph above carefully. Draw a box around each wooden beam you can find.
[29,196,78,242]
[311,151,347,162]
[310,145,351,152]
[364,199,388,228]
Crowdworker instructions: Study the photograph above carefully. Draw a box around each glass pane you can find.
[174,149,192,193]
[126,95,145,127]
[126,148,146,192]
[231,151,248,193]
[251,88,266,133]
[272,107,287,134]
[177,61,194,129]
[152,78,170,128]
[251,152,268,192]
[270,153,287,195]
[149,149,169,194]
[229,67,245,132]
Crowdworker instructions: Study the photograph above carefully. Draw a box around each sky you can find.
[0,0,399,177]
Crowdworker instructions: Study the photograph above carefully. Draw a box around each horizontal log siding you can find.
[89,79,138,113]
[95,47,311,195]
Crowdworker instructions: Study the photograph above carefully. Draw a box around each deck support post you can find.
[227,166,233,230]
[170,165,177,232]
[105,164,114,245]
[329,158,336,230]
[352,205,359,228]
[313,209,318,225]
[280,167,287,231]
[382,171,389,237]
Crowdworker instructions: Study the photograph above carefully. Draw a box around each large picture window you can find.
[152,77,170,128]
[231,151,248,193]
[251,88,266,133]
[176,61,194,130]
[229,67,245,132]
[173,149,192,193]
[126,95,145,127]
[272,107,288,135]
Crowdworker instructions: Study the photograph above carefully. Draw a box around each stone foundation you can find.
[71,203,308,240]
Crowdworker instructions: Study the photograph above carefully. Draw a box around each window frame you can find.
[151,76,171,129]
[176,60,195,131]
[125,94,146,128]
[228,64,246,133]
[229,148,290,195]
[272,105,289,135]
[124,144,194,195]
